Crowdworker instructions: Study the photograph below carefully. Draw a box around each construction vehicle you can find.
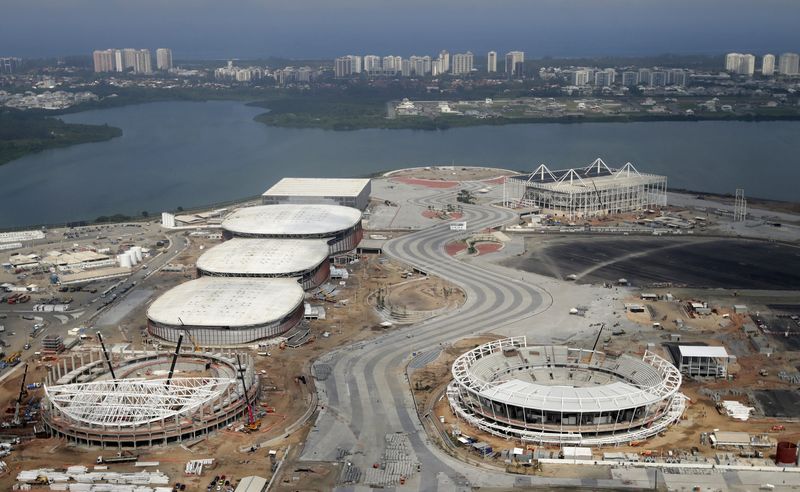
[236,354,260,431]
[185,330,201,352]
[11,364,29,426]
[5,352,21,366]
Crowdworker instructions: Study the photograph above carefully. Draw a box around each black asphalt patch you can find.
[505,237,800,289]
[754,390,800,418]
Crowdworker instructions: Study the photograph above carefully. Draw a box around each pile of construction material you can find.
[185,458,214,475]
[16,467,170,490]
[720,400,755,420]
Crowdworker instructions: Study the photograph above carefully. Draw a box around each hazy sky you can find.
[3,0,798,59]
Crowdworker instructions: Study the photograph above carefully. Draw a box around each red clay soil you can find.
[475,242,503,255]
[482,176,510,185]
[450,212,464,220]
[392,177,459,188]
[422,210,440,218]
[445,241,467,256]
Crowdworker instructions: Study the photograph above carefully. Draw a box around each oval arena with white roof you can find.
[447,337,685,446]
[196,238,331,290]
[146,277,305,347]
[220,204,363,254]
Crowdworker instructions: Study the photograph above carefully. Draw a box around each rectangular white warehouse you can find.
[262,178,371,210]
[676,345,731,378]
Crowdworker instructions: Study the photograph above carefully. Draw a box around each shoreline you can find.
[0,175,797,232]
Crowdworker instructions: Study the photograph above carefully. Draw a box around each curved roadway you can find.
[302,188,553,490]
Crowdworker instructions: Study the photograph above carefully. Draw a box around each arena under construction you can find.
[505,158,668,219]
[42,348,259,448]
[447,337,685,446]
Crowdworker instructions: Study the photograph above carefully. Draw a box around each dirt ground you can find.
[411,313,800,471]
[385,277,465,312]
[0,242,468,490]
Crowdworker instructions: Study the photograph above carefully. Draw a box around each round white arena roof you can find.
[147,277,304,328]
[221,204,362,237]
[452,338,680,413]
[196,238,329,276]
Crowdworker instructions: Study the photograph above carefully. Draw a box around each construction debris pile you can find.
[16,466,169,491]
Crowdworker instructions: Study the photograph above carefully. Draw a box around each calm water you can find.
[1,100,799,228]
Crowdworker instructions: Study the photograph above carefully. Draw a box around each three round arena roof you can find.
[221,204,362,237]
[196,238,330,277]
[147,277,304,328]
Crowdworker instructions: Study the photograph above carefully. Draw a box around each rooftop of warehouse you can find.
[263,178,370,197]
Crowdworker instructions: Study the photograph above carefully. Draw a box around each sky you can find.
[2,0,798,60]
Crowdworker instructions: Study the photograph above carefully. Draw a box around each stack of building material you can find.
[721,400,755,420]
[185,458,214,475]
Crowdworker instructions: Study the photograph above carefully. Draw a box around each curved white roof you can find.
[222,204,361,236]
[452,337,681,413]
[45,378,231,427]
[196,238,329,275]
[147,277,304,328]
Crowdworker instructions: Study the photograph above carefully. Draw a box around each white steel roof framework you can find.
[44,377,233,427]
[505,158,668,218]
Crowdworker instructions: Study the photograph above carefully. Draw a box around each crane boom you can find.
[165,334,183,387]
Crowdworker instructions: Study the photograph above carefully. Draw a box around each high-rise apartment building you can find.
[122,48,138,70]
[363,55,381,72]
[156,48,173,71]
[334,56,352,77]
[725,53,755,76]
[451,52,474,75]
[487,51,497,73]
[439,50,450,73]
[761,54,775,76]
[505,51,525,77]
[651,71,668,87]
[350,55,362,74]
[409,56,431,76]
[382,56,402,73]
[401,59,412,77]
[134,49,152,74]
[572,69,590,86]
[92,50,115,72]
[0,57,23,74]
[667,69,687,86]
[637,68,652,86]
[594,68,616,87]
[113,50,123,72]
[621,71,639,87]
[778,53,799,75]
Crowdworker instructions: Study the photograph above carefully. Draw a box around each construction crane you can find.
[177,318,200,352]
[236,354,260,431]
[11,364,29,426]
[587,323,605,365]
[164,334,183,388]
[96,332,117,380]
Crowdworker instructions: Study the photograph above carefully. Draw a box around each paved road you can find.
[301,189,555,490]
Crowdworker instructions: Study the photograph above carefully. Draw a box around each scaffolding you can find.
[505,158,668,219]
[734,188,747,222]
